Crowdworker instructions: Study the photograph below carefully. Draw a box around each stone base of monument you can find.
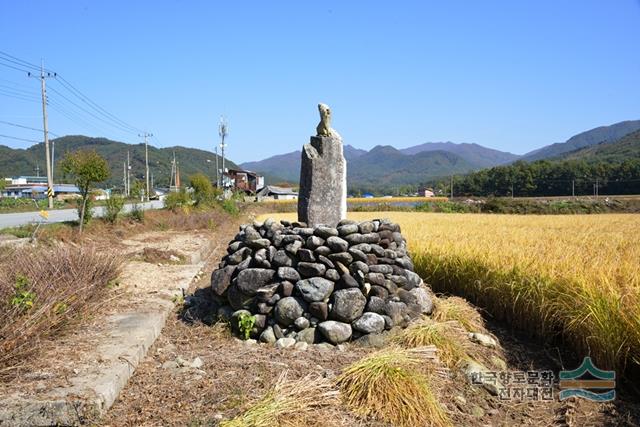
[210,218,434,346]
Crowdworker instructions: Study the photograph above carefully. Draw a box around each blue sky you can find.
[1,1,639,164]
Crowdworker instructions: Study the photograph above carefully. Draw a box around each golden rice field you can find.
[257,212,640,373]
[263,196,448,204]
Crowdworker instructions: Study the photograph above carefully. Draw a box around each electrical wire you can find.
[0,120,59,137]
[0,133,41,143]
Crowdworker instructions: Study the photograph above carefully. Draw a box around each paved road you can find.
[0,200,164,229]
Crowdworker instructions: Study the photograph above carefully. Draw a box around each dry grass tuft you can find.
[336,347,451,427]
[432,296,485,333]
[392,318,467,367]
[0,244,122,378]
[221,371,339,427]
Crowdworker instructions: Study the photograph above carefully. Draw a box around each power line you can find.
[55,76,142,133]
[0,120,59,137]
[0,59,32,74]
[0,50,42,71]
[47,84,138,135]
[0,88,41,103]
[0,133,41,143]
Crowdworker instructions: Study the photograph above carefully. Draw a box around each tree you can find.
[189,173,216,207]
[61,150,110,233]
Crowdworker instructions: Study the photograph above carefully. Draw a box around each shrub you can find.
[128,203,145,222]
[104,195,125,224]
[392,319,467,368]
[164,189,192,211]
[222,198,239,215]
[189,173,216,207]
[0,245,122,377]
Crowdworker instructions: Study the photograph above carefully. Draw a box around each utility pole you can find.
[35,160,40,177]
[126,150,131,197]
[572,179,575,198]
[450,175,453,199]
[511,183,514,198]
[215,146,219,188]
[29,61,56,209]
[139,132,153,201]
[123,161,127,195]
[219,116,228,191]
[595,178,599,198]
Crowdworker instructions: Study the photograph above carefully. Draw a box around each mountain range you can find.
[1,119,639,191]
[0,135,238,188]
[241,120,640,188]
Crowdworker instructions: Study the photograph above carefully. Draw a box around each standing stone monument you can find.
[298,103,347,227]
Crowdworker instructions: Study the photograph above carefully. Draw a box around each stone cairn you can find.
[210,217,433,346]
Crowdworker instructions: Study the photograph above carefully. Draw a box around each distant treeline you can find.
[435,159,640,197]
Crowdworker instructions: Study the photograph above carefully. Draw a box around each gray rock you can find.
[325,269,340,281]
[227,240,244,253]
[314,226,339,239]
[296,277,334,302]
[296,327,317,344]
[382,314,394,330]
[242,226,262,241]
[236,256,252,272]
[298,135,347,228]
[272,250,294,267]
[366,272,386,286]
[314,246,332,257]
[352,312,385,334]
[369,285,389,299]
[257,302,273,314]
[279,281,294,297]
[285,240,303,254]
[330,288,366,322]
[317,255,335,269]
[370,244,385,257]
[273,324,285,339]
[256,283,280,302]
[404,270,422,290]
[387,275,408,287]
[309,301,329,320]
[247,238,271,250]
[366,296,386,314]
[384,300,408,327]
[348,248,368,263]
[349,261,369,275]
[274,297,307,326]
[236,268,276,295]
[226,247,251,265]
[253,314,267,330]
[383,249,397,259]
[293,227,315,238]
[297,262,327,278]
[369,264,393,275]
[326,236,349,252]
[469,332,497,349]
[294,341,308,351]
[297,248,316,262]
[410,287,433,315]
[318,320,352,344]
[395,256,414,270]
[337,223,359,236]
[338,274,359,288]
[275,337,296,349]
[211,265,236,296]
[227,286,255,311]
[351,243,371,253]
[278,266,301,282]
[294,316,310,330]
[353,333,387,348]
[358,221,375,234]
[328,252,353,265]
[338,219,358,226]
[306,235,325,250]
[259,326,277,343]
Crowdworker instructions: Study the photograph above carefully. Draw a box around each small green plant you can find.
[165,189,192,211]
[104,195,125,223]
[237,312,255,340]
[222,198,239,215]
[10,274,36,312]
[128,203,145,222]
